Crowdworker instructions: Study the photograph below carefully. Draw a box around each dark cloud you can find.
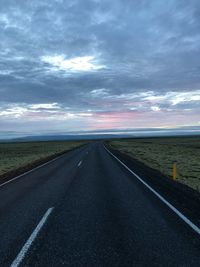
[0,0,200,136]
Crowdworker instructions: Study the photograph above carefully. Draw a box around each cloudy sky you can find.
[0,0,200,137]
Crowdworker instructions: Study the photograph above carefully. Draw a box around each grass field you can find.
[109,136,200,192]
[0,140,86,177]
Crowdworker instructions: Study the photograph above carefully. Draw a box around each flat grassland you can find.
[0,140,86,178]
[110,136,200,192]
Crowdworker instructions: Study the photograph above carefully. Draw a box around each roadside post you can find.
[172,161,177,181]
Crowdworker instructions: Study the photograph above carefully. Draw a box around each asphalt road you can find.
[0,142,200,267]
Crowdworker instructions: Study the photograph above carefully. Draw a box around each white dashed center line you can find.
[78,160,82,167]
[10,207,54,267]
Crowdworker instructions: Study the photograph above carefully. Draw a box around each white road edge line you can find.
[0,152,67,189]
[104,145,200,236]
[78,160,82,167]
[10,207,54,267]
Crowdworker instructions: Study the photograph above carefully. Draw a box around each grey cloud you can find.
[0,0,200,134]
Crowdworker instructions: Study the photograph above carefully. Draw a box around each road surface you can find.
[0,142,199,266]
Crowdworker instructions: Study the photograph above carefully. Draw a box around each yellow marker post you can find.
[172,161,177,181]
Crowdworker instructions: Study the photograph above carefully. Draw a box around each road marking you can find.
[78,160,82,167]
[0,153,66,189]
[104,145,200,236]
[10,207,54,267]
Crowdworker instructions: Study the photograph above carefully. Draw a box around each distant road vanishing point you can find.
[0,142,199,267]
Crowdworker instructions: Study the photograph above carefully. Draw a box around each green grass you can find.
[109,136,200,192]
[0,140,87,177]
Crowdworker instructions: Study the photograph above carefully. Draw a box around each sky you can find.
[0,0,200,138]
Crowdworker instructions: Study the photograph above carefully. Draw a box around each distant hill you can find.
[0,126,199,142]
[5,134,131,142]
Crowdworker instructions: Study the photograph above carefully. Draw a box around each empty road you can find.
[0,142,199,266]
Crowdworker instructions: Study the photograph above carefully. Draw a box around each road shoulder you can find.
[105,143,200,229]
